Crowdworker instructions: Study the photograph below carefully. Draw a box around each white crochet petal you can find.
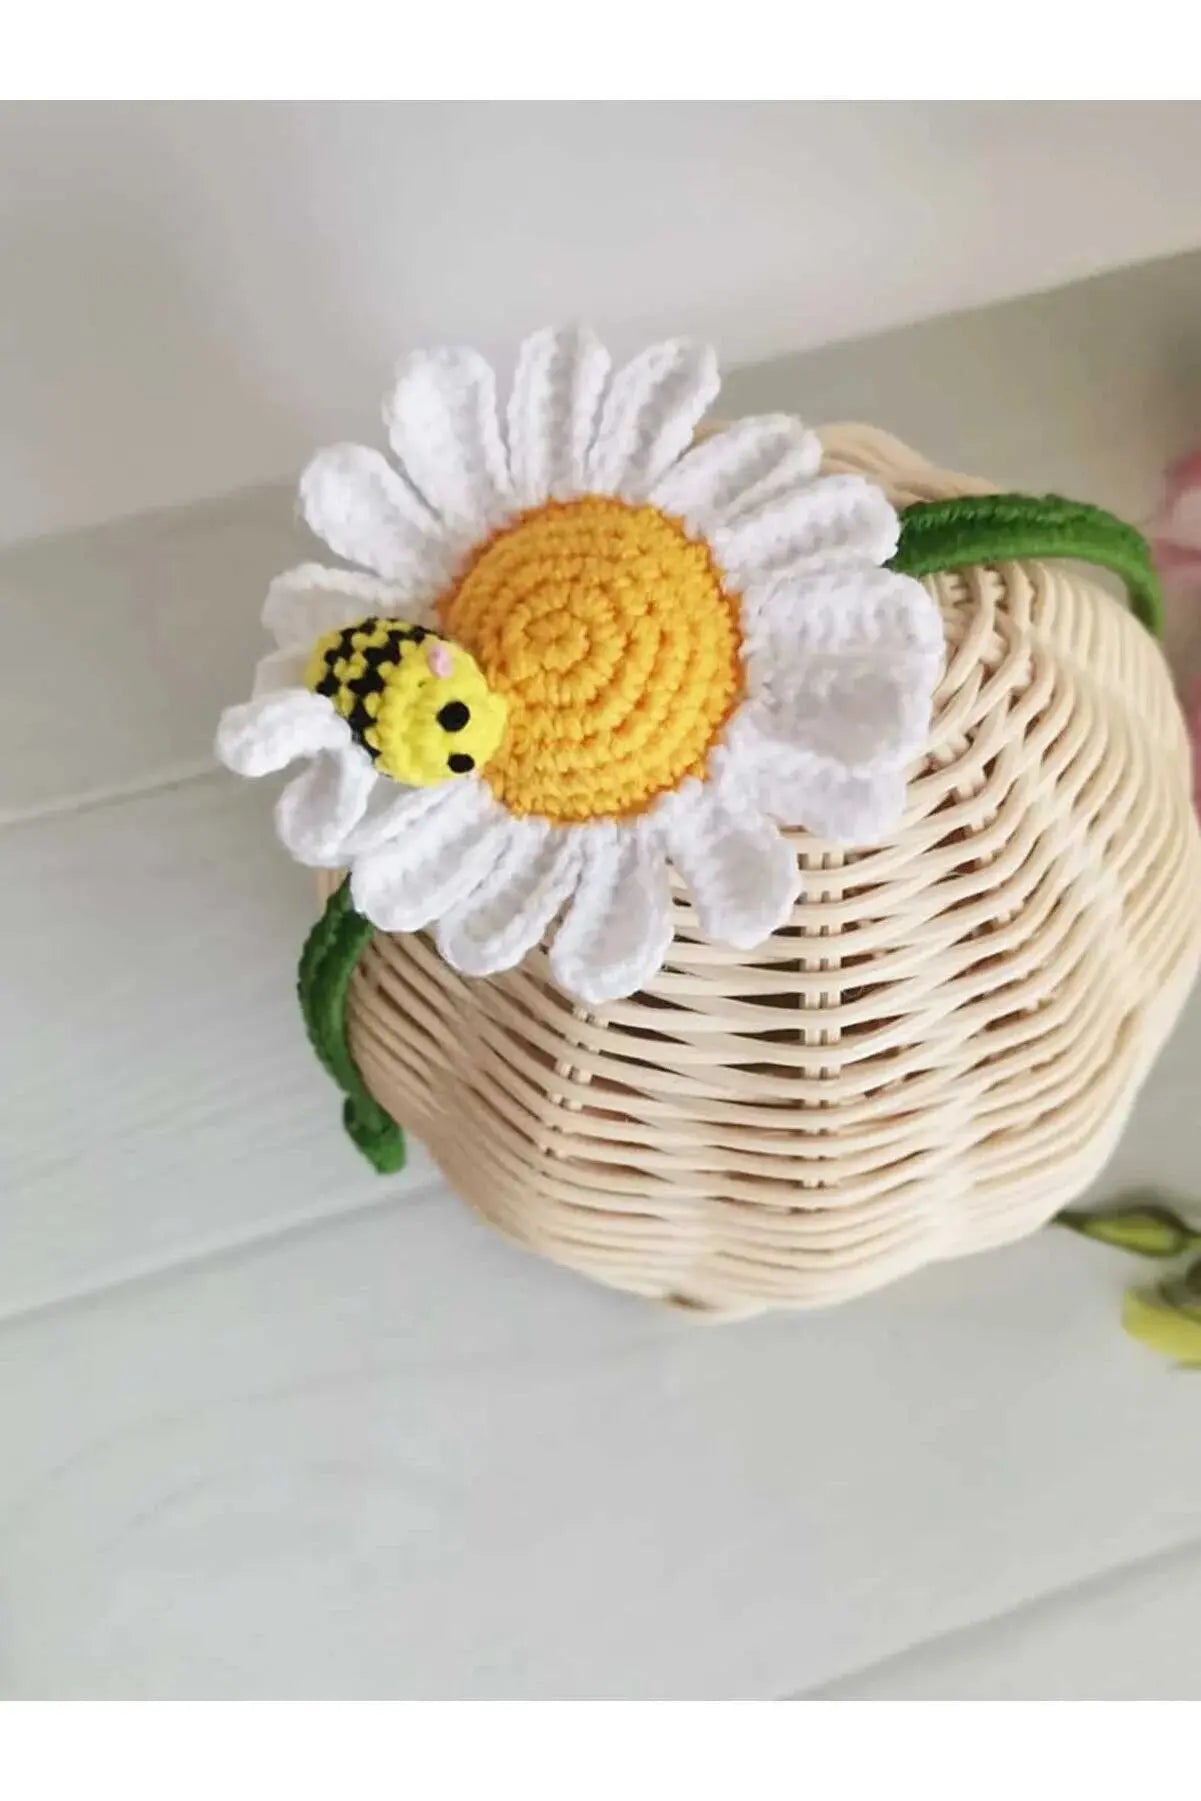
[506,326,611,508]
[793,763,908,844]
[299,445,453,594]
[741,565,944,773]
[649,415,822,539]
[251,647,308,697]
[549,824,674,1005]
[274,745,379,868]
[263,562,420,650]
[435,819,582,977]
[349,779,513,934]
[586,339,720,501]
[712,472,900,586]
[336,780,460,859]
[215,690,350,777]
[658,779,801,950]
[728,712,910,841]
[385,345,513,534]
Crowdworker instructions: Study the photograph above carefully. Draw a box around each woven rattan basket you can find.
[326,423,1201,1317]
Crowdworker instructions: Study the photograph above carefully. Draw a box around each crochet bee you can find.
[304,618,508,788]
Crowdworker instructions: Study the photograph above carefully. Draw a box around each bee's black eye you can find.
[448,752,475,774]
[437,700,470,733]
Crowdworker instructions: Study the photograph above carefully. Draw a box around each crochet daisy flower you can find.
[217,328,943,1004]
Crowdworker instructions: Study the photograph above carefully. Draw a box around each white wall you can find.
[4,100,1201,546]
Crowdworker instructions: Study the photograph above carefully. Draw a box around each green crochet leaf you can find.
[297,879,405,1174]
[892,492,1163,637]
[1123,1269,1201,1367]
[1058,1201,1201,1260]
[1059,1200,1201,1365]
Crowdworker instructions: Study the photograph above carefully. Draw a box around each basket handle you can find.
[891,492,1163,635]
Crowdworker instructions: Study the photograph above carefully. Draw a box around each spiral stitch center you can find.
[436,496,744,822]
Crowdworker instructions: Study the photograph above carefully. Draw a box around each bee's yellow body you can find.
[304,618,507,788]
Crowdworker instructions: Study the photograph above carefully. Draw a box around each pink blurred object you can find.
[1152,449,1201,582]
[1151,452,1201,820]
[1189,676,1201,817]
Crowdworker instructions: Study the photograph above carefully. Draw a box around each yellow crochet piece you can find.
[1122,1284,1201,1368]
[438,497,744,823]
[304,619,507,788]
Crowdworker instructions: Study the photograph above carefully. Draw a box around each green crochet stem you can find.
[297,490,1164,1168]
[891,492,1164,637]
[297,878,406,1173]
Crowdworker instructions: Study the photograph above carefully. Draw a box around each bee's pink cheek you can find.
[427,644,453,678]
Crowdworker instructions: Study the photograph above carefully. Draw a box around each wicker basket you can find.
[329,424,1201,1316]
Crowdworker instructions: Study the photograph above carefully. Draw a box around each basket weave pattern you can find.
[337,427,1201,1314]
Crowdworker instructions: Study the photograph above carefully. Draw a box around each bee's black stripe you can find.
[347,665,386,699]
[347,699,377,741]
[317,621,449,766]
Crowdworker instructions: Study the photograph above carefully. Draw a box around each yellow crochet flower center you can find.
[436,497,744,823]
